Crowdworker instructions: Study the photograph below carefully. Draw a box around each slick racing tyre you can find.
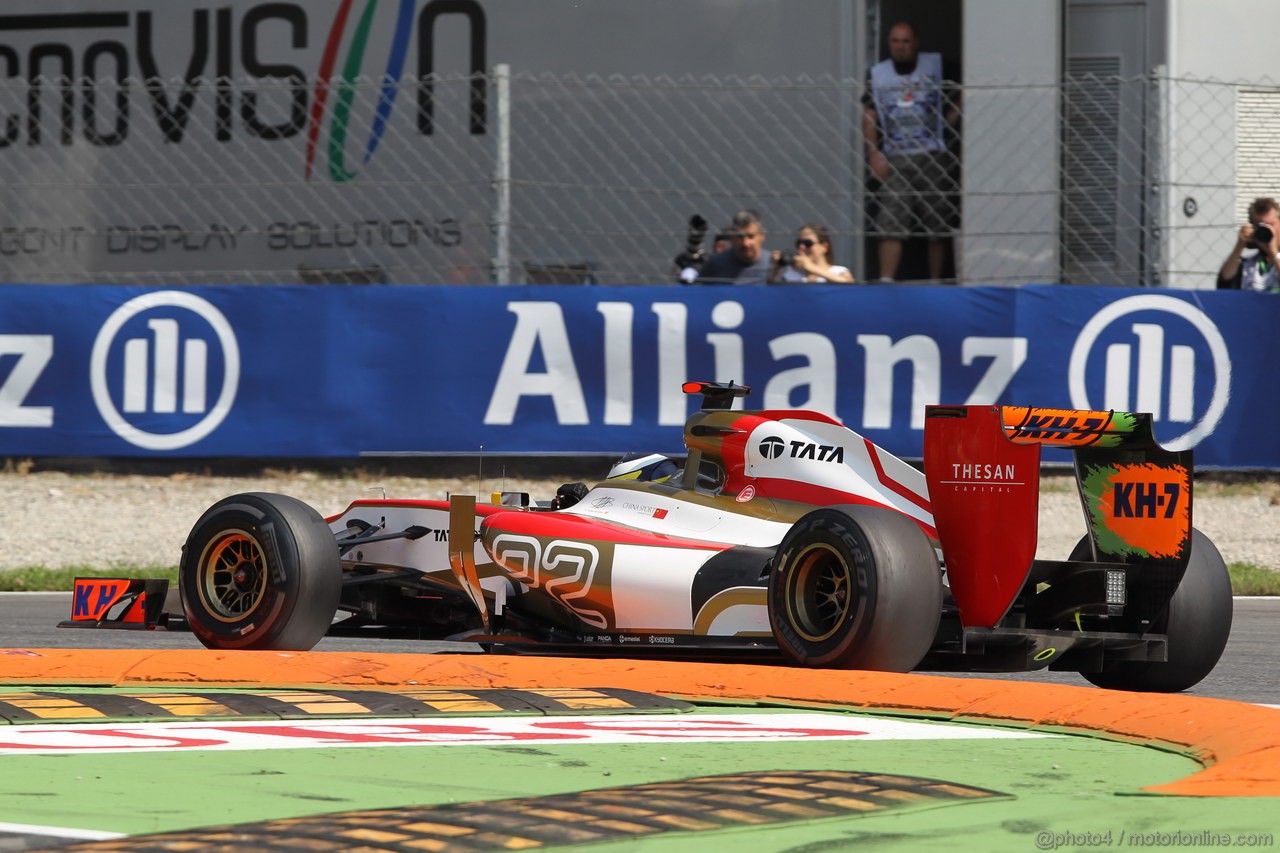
[769,505,942,671]
[180,492,341,651]
[1076,529,1232,693]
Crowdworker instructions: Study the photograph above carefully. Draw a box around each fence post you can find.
[845,0,867,284]
[491,63,512,285]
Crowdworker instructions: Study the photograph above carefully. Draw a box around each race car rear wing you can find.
[923,405,1193,630]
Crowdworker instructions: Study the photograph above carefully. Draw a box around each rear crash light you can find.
[1106,570,1126,606]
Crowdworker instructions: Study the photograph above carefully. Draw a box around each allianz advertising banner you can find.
[0,284,1275,469]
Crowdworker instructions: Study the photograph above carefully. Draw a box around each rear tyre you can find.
[1078,529,1232,693]
[769,505,941,671]
[179,492,341,651]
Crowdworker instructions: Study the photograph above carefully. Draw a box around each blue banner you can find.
[0,284,1275,468]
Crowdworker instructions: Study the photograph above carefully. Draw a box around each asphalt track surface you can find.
[1,596,1278,852]
[4,593,1279,705]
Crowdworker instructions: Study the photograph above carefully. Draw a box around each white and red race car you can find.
[68,381,1232,692]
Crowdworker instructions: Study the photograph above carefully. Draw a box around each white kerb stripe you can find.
[0,821,124,840]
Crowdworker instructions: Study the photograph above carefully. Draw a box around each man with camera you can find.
[1218,197,1280,292]
[689,209,771,285]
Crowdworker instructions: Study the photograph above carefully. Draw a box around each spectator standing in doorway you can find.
[863,21,960,283]
[1217,197,1280,292]
[693,209,771,284]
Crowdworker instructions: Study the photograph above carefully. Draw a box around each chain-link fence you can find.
[0,69,1274,287]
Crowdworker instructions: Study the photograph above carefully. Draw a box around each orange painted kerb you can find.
[2,649,1277,798]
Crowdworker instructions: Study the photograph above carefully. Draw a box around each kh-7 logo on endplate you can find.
[1081,463,1190,558]
[1113,481,1181,519]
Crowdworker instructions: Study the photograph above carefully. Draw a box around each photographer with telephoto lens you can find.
[674,215,709,283]
[1218,197,1280,292]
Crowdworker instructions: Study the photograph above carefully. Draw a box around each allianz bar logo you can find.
[1068,294,1229,451]
[89,291,240,451]
[0,1,487,181]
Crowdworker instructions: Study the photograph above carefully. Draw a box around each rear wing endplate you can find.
[924,405,1192,628]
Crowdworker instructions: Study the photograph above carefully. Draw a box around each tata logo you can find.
[759,436,786,459]
[759,437,845,464]
[90,292,240,451]
[1068,295,1230,451]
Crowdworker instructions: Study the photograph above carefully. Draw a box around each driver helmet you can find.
[606,452,678,483]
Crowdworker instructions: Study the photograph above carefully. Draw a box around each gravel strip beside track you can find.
[0,470,1276,572]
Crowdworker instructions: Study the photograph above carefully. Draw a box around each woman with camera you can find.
[1218,197,1280,292]
[770,224,856,284]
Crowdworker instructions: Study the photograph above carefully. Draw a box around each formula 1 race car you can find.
[65,381,1233,693]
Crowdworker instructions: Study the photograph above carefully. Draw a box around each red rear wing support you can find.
[924,405,1193,629]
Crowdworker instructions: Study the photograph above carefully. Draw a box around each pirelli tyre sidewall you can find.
[768,504,942,671]
[1076,528,1233,693]
[179,492,341,651]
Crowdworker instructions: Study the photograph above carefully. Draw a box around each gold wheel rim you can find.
[785,543,853,643]
[197,530,268,622]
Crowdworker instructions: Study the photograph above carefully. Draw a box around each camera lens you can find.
[1254,224,1274,246]
[685,215,708,254]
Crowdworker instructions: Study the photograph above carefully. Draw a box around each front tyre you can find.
[1079,529,1232,693]
[769,505,942,671]
[180,492,341,651]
